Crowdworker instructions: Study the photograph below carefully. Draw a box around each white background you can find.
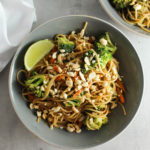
[0,0,150,150]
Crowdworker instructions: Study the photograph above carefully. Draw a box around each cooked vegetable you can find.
[25,75,45,89]
[81,50,97,73]
[82,33,117,72]
[86,116,108,130]
[100,50,112,69]
[57,37,75,53]
[116,79,126,92]
[95,32,117,55]
[116,87,125,103]
[73,90,82,98]
[66,99,82,107]
[94,32,117,68]
[25,75,47,98]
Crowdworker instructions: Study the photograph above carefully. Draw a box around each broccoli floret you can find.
[80,91,87,96]
[100,50,112,69]
[102,117,108,124]
[97,104,106,111]
[95,32,117,55]
[81,33,116,72]
[94,44,112,69]
[25,75,46,98]
[94,32,116,68]
[81,50,97,73]
[84,50,94,57]
[34,88,45,98]
[86,116,108,130]
[111,0,132,9]
[57,37,75,53]
[25,75,45,89]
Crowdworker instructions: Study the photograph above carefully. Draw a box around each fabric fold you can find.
[0,0,36,72]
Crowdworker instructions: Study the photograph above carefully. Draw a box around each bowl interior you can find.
[9,15,143,149]
[99,0,150,37]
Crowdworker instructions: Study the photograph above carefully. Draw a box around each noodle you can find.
[111,0,150,33]
[17,22,126,133]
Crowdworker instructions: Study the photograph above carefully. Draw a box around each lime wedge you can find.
[24,39,54,71]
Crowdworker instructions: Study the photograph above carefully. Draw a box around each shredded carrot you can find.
[88,81,92,85]
[73,90,82,98]
[117,79,126,92]
[119,93,125,103]
[89,36,94,43]
[53,65,59,72]
[116,87,125,103]
[56,75,65,81]
[50,58,55,64]
[78,121,83,128]
[62,64,66,69]
[28,94,35,101]
[50,46,57,54]
[99,73,103,79]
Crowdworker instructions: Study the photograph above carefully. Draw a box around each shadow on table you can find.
[0,64,59,150]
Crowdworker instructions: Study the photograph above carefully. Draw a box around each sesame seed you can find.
[88,72,96,81]
[103,82,108,87]
[92,60,96,64]
[133,4,142,10]
[60,49,66,53]
[84,57,90,65]
[52,52,57,59]
[63,93,68,99]
[66,78,73,87]
[76,79,82,85]
[77,85,82,90]
[100,38,107,46]
[47,66,53,70]
[79,71,86,81]
[52,106,61,113]
[73,107,79,113]
[54,88,57,93]
[57,66,62,73]
[76,129,81,133]
[75,68,81,71]
[82,82,88,87]
[67,72,75,77]
[40,86,45,91]
[84,87,89,91]
[37,111,41,117]
[91,100,95,103]
[29,103,34,109]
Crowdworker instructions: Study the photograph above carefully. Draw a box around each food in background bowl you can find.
[17,22,126,133]
[110,0,150,33]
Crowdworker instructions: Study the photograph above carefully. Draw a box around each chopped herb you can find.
[97,106,101,111]
[65,99,81,107]
[31,71,38,76]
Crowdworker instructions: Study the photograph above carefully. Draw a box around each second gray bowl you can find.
[99,0,150,37]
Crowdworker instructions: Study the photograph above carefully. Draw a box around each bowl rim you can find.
[99,0,150,38]
[8,14,144,149]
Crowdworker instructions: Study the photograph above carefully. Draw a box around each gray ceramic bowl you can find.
[99,0,150,37]
[9,15,143,149]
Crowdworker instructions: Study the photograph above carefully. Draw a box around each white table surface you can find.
[0,0,150,150]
